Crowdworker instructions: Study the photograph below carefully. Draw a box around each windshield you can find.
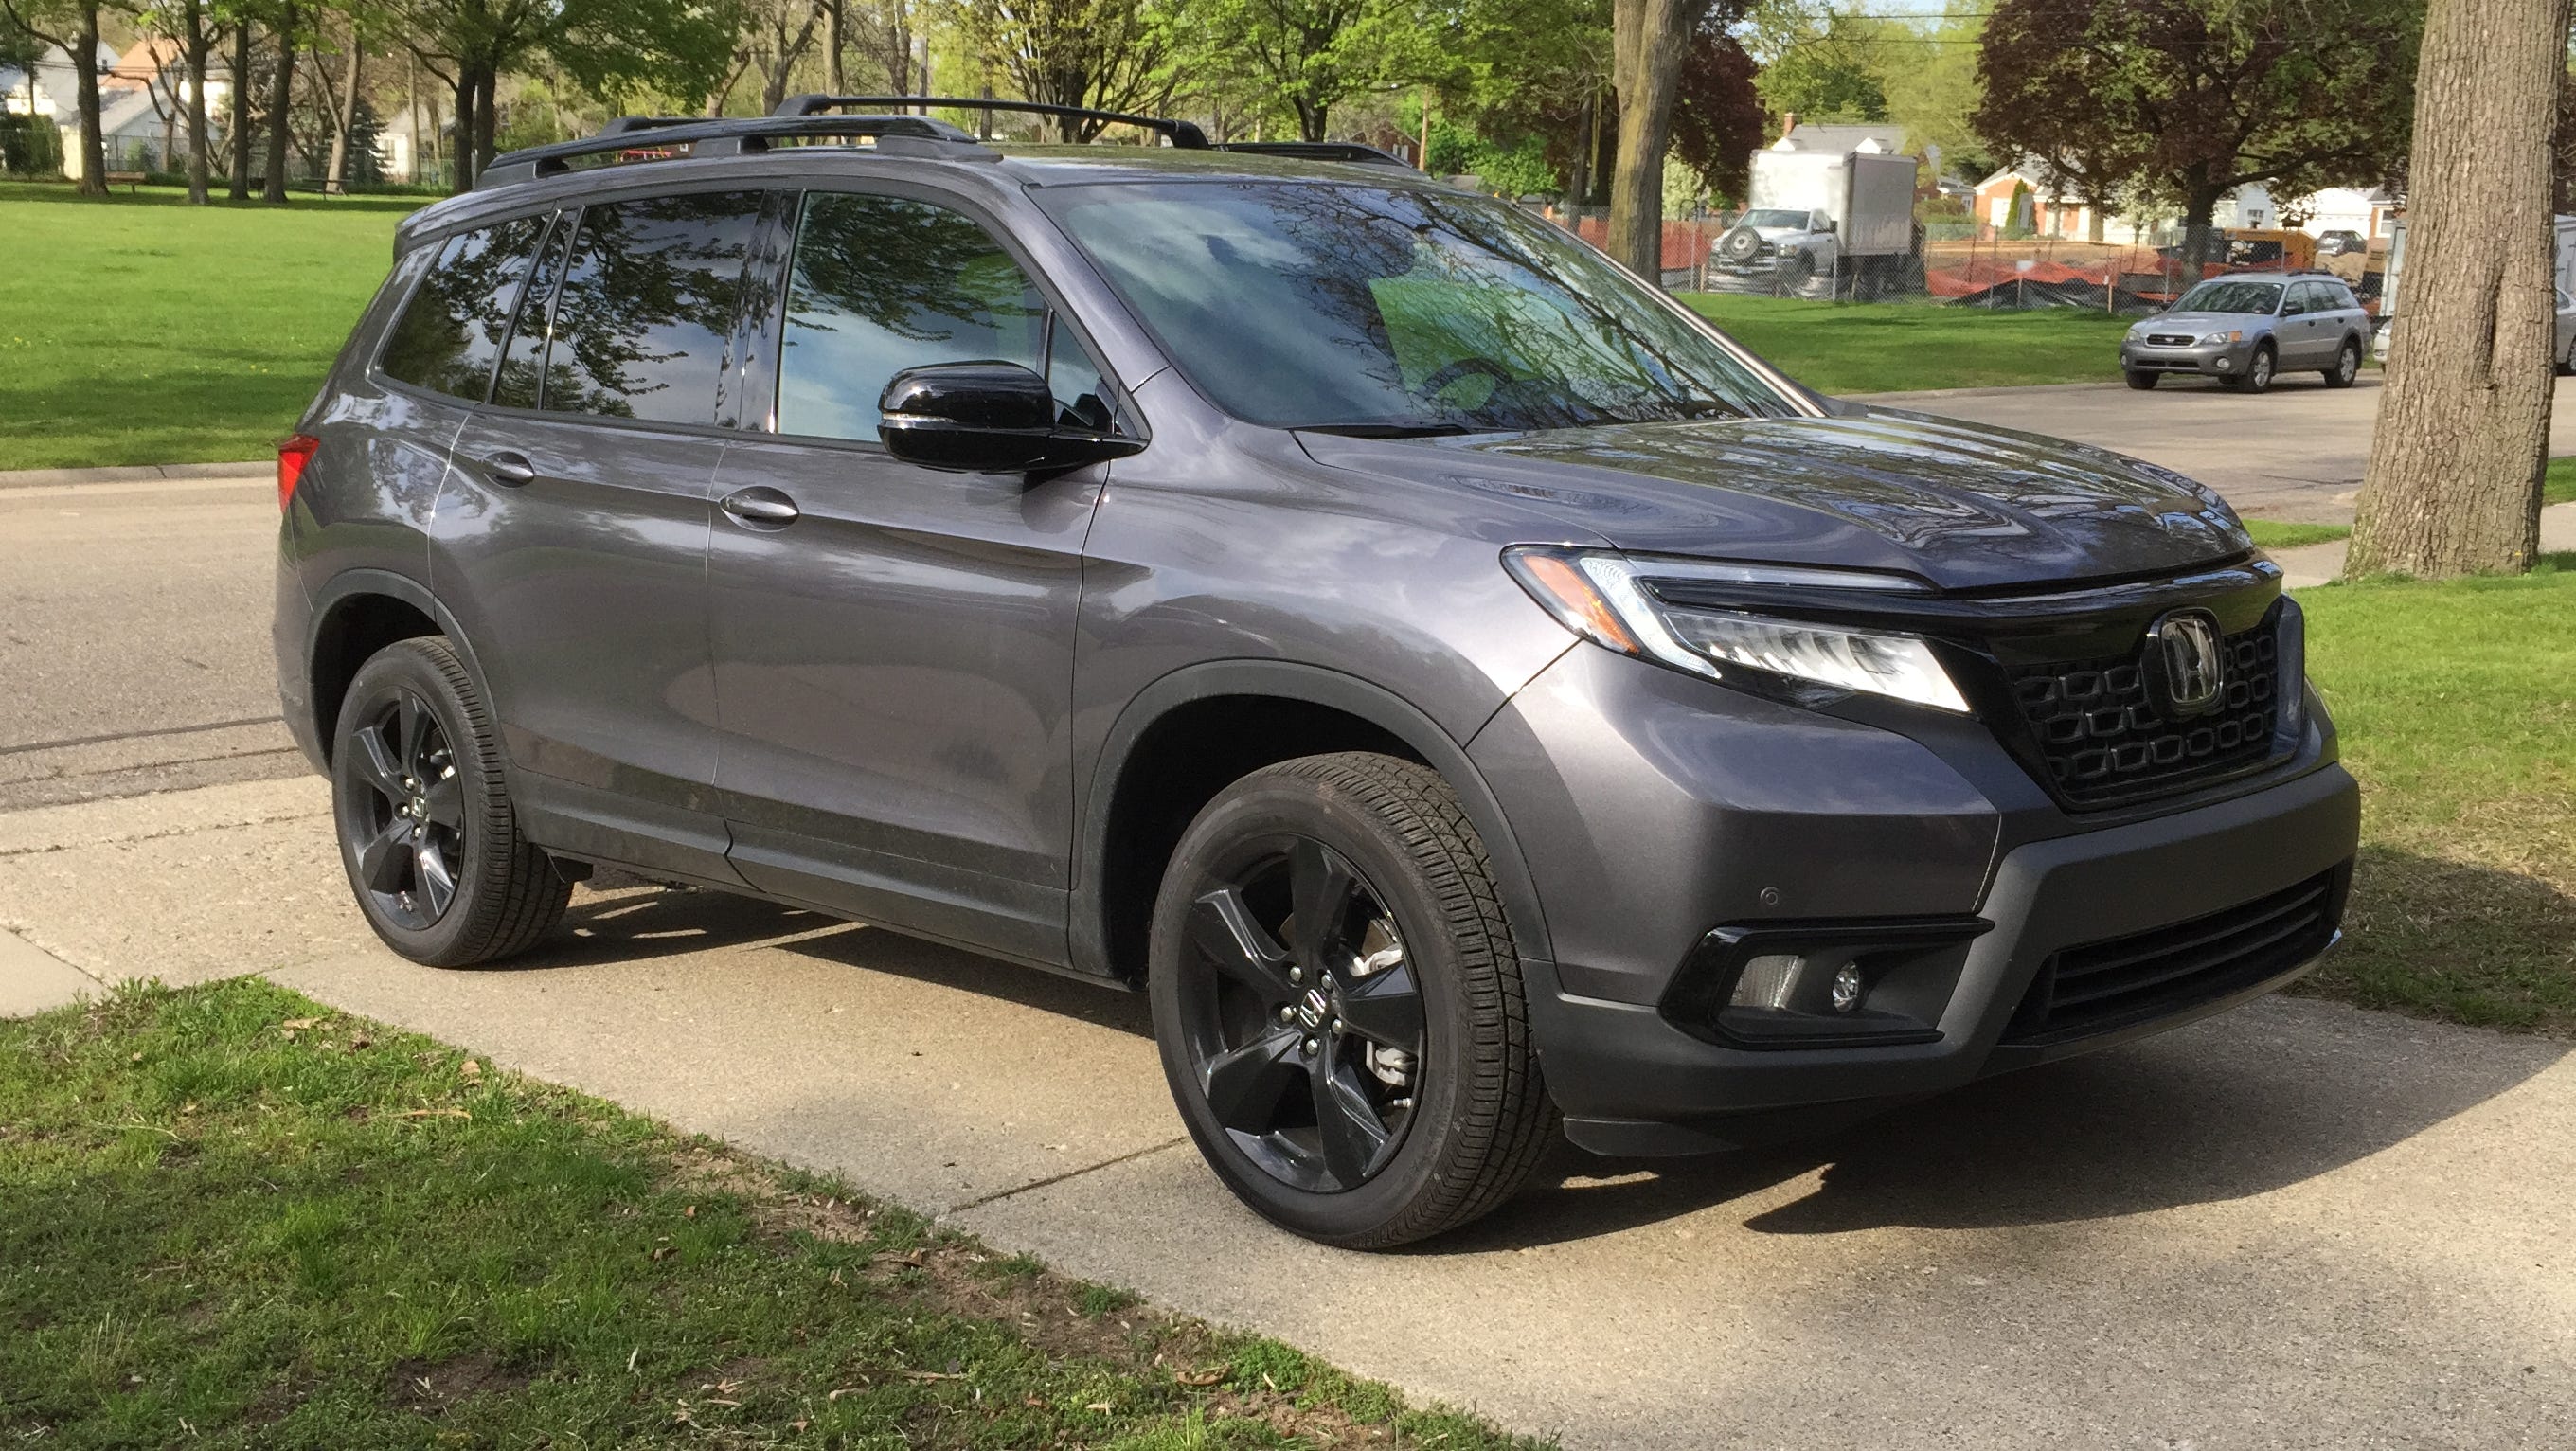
[1042,182,1798,434]
[2175,280,2283,314]
[1739,209,1810,229]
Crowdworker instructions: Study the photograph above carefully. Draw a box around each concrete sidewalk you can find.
[2269,499,2576,587]
[3,775,2570,1447]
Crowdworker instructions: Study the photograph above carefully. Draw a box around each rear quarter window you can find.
[378,216,548,401]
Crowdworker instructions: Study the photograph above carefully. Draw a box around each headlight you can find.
[1502,546,1971,714]
[2201,331,2242,345]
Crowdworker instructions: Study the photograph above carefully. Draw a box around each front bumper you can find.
[1468,643,2360,1155]
[2121,336,2256,377]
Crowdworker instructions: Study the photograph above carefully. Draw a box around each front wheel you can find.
[1147,753,1555,1248]
[331,636,569,966]
[2231,345,2277,394]
[2125,369,2159,390]
[2322,339,2361,387]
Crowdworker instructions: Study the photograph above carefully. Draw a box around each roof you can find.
[1772,123,1906,155]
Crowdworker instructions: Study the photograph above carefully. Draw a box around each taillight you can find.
[277,433,320,511]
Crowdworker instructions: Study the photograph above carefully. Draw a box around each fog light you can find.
[1831,963,1864,1012]
[2216,357,2233,371]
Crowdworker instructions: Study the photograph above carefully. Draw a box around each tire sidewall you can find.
[1147,772,1481,1245]
[331,642,507,964]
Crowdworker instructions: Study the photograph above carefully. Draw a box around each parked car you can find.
[2121,272,2371,392]
[2315,229,2366,258]
[1709,206,1844,285]
[276,99,2360,1248]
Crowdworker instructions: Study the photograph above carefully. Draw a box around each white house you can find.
[5,38,232,178]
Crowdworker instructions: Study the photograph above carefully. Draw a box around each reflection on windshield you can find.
[1740,209,1808,228]
[1045,182,1797,433]
[2176,281,2282,314]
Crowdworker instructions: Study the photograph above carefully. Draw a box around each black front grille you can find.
[2144,332,2197,347]
[2004,869,2342,1045]
[2008,621,2280,806]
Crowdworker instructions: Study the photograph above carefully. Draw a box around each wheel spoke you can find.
[352,725,405,802]
[1286,839,1358,970]
[1335,961,1423,1048]
[356,816,412,894]
[1311,1047,1392,1188]
[1199,1029,1304,1134]
[420,773,464,830]
[1189,888,1296,1001]
[415,840,456,918]
[395,693,429,777]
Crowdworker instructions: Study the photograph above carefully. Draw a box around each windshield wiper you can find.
[1297,421,1487,439]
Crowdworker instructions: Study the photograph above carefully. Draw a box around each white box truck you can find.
[1708,146,1922,296]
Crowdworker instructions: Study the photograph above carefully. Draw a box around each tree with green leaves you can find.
[1,0,112,194]
[1975,0,2421,269]
[947,0,1183,140]
[1189,0,1433,141]
[1744,0,1890,123]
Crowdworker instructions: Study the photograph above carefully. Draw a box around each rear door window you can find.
[773,191,1110,443]
[540,190,765,424]
[379,215,548,401]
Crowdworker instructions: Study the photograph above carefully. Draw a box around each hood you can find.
[1297,407,2250,593]
[2135,311,2267,333]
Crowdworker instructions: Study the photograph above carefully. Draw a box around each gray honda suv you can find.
[273,99,2360,1247]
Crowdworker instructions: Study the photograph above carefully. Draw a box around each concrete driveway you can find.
[1861,374,2576,524]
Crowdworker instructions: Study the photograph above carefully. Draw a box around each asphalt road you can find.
[1864,373,2576,523]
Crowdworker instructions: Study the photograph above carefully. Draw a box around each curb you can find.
[0,459,271,490]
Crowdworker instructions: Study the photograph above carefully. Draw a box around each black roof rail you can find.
[475,113,988,189]
[776,94,1211,150]
[1210,140,1413,169]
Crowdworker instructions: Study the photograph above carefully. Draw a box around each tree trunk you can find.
[260,9,295,202]
[823,0,843,93]
[71,2,105,195]
[2350,0,2574,578]
[1606,0,1704,278]
[1296,99,1326,144]
[324,38,360,191]
[2176,183,2224,276]
[183,0,213,203]
[472,63,496,178]
[226,23,252,198]
[451,71,474,191]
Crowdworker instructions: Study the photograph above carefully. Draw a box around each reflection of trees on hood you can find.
[543,191,763,421]
[785,194,1045,350]
[381,217,546,399]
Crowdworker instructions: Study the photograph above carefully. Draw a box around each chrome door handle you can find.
[720,487,799,528]
[481,451,537,487]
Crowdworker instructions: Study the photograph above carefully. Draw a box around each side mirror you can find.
[878,361,1141,475]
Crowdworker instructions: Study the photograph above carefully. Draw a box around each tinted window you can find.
[492,214,574,410]
[776,191,1110,442]
[1045,182,1793,433]
[379,216,546,401]
[541,191,763,424]
[2176,279,2283,315]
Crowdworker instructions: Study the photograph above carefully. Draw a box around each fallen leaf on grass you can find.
[871,1249,926,1268]
[827,1387,865,1401]
[896,1370,963,1382]
[1174,1367,1226,1387]
[280,1018,321,1031]
[1085,1402,1114,1413]
[398,1108,470,1120]
[459,1059,482,1078]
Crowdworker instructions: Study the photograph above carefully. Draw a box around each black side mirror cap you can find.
[878,361,1143,475]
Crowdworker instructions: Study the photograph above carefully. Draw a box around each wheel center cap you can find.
[1297,987,1331,1030]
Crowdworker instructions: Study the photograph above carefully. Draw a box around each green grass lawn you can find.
[1680,293,2136,394]
[2297,559,2576,1032]
[0,181,420,471]
[2243,520,2352,549]
[0,978,1543,1450]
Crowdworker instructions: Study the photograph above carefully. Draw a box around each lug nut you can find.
[1278,1006,1296,1024]
[1301,1037,1319,1056]
[1289,966,1303,984]
[1331,1017,1344,1033]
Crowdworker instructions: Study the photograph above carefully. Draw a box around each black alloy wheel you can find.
[331,636,569,966]
[1148,753,1555,1248]
[1172,834,1425,1193]
[344,689,465,931]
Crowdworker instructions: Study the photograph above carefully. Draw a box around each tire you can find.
[2125,369,2159,390]
[2230,344,2276,394]
[1146,752,1555,1248]
[2322,338,2361,387]
[2558,332,2575,377]
[331,636,569,966]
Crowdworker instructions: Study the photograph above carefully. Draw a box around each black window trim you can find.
[744,177,1150,457]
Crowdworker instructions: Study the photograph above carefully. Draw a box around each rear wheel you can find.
[2322,338,2361,387]
[2125,369,2159,390]
[2558,331,2575,377]
[1147,753,1554,1248]
[331,637,568,966]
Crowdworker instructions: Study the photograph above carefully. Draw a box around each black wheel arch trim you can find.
[302,568,501,772]
[1069,659,1555,983]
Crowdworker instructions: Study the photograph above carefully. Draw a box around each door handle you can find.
[720,486,800,528]
[480,450,537,487]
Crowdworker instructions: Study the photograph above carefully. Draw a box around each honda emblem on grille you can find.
[2143,609,2226,719]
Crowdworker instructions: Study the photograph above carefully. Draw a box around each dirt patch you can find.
[387,1352,535,1414]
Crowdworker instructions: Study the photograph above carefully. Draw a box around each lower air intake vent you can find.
[2004,869,2343,1045]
